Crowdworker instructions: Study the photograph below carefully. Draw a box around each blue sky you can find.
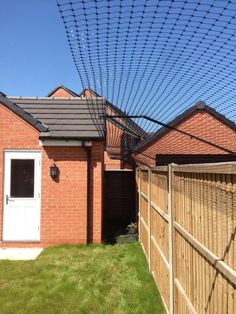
[1,0,236,130]
[0,0,82,96]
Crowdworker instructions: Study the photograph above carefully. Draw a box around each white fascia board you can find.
[39,139,92,147]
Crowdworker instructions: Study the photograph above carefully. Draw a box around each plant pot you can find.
[128,227,138,235]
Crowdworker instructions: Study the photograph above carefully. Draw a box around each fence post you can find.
[148,168,151,270]
[168,164,174,314]
[138,168,141,241]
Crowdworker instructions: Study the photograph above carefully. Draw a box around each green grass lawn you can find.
[0,242,164,314]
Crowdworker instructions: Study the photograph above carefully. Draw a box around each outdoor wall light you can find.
[50,163,59,179]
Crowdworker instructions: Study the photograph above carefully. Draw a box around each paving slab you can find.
[0,248,43,260]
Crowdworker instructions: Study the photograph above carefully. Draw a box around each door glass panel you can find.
[10,159,35,198]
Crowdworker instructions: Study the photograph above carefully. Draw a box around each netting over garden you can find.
[57,0,236,148]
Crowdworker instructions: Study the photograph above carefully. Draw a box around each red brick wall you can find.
[104,151,133,170]
[105,106,135,170]
[80,88,98,99]
[0,103,103,246]
[134,110,236,166]
[89,141,104,243]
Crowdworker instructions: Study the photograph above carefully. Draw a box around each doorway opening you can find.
[103,170,136,243]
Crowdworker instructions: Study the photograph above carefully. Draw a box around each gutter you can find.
[83,141,92,244]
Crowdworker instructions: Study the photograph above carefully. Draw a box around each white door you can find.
[3,151,41,241]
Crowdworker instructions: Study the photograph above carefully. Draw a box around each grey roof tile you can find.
[9,97,105,139]
[0,93,48,132]
[5,90,145,141]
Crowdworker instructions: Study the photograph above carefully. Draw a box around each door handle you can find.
[6,195,14,204]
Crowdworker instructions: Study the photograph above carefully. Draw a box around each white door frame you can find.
[3,150,42,242]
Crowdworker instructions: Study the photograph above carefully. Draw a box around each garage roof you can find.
[8,96,105,139]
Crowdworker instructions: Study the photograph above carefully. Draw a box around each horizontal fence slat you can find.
[151,235,170,270]
[174,278,197,314]
[172,162,236,174]
[141,191,148,201]
[174,221,236,286]
[140,242,149,260]
[151,166,168,172]
[140,216,149,232]
[151,201,169,222]
[152,271,170,314]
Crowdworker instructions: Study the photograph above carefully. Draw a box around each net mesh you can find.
[57,0,236,155]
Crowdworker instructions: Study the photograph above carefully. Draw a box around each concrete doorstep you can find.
[0,248,43,260]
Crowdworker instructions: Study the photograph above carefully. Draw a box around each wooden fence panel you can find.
[139,169,149,258]
[140,218,149,257]
[140,195,148,226]
[138,163,236,314]
[154,171,168,214]
[173,170,236,314]
[174,172,236,265]
[140,170,148,196]
[139,167,170,311]
[151,238,170,311]
[151,207,169,261]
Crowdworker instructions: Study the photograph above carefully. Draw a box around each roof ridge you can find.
[47,85,80,97]
[9,96,105,101]
[0,91,6,97]
[79,87,101,97]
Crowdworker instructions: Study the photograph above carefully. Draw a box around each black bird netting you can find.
[57,0,236,156]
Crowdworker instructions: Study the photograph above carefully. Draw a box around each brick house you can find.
[0,86,144,247]
[133,102,236,167]
[1,88,235,247]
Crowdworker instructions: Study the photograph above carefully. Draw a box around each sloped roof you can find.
[0,92,48,132]
[47,85,80,97]
[47,86,145,138]
[9,97,105,139]
[79,87,101,98]
[106,100,145,138]
[134,101,236,152]
[79,88,145,138]
[2,85,145,141]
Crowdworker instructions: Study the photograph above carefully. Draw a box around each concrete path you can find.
[0,248,43,260]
